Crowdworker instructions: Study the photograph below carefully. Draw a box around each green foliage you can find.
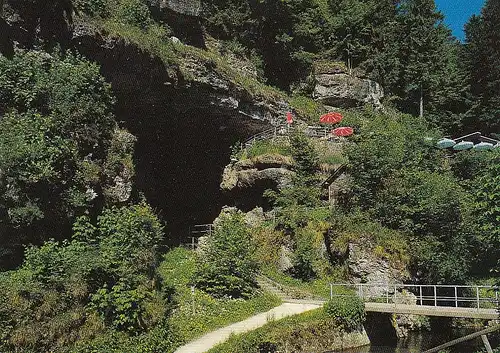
[90,280,150,333]
[345,108,443,209]
[468,150,500,270]
[328,211,410,269]
[464,0,500,133]
[0,50,124,267]
[158,247,281,349]
[289,95,325,124]
[323,296,366,331]
[0,203,166,351]
[195,211,258,298]
[115,0,152,29]
[208,308,343,353]
[241,139,292,160]
[74,0,108,16]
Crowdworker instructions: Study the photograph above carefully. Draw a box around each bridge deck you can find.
[365,302,498,319]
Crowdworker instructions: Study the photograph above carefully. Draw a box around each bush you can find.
[195,211,257,298]
[323,296,365,331]
[74,0,108,16]
[116,0,152,29]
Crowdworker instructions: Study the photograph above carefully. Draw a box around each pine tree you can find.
[464,0,500,133]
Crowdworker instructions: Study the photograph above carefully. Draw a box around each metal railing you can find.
[184,224,214,250]
[240,124,344,151]
[328,283,500,310]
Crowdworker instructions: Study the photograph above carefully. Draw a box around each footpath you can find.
[173,302,321,353]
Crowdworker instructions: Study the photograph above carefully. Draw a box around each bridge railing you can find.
[328,283,500,311]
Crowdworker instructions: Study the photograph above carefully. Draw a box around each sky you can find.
[435,0,485,40]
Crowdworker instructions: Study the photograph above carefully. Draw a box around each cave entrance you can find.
[74,38,271,243]
[118,101,256,243]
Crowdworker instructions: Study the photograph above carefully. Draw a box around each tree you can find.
[0,203,166,351]
[0,51,130,269]
[463,0,500,133]
[195,211,257,298]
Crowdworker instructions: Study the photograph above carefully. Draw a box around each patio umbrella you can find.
[286,111,293,125]
[320,112,343,124]
[332,127,354,137]
[473,142,494,151]
[453,141,474,150]
[437,138,456,149]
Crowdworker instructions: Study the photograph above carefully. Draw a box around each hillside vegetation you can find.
[0,0,499,351]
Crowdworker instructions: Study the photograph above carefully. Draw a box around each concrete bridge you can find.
[330,283,499,320]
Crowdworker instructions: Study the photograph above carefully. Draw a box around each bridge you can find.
[329,283,499,320]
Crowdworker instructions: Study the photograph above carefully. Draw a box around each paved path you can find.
[173,302,321,353]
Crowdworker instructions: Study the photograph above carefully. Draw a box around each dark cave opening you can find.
[119,102,251,242]
[73,36,270,242]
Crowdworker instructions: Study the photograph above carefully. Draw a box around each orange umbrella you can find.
[319,112,343,124]
[332,127,354,137]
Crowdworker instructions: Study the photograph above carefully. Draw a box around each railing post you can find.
[330,283,333,300]
[393,284,397,306]
[419,285,423,305]
[434,285,437,307]
[360,284,363,300]
[386,285,389,304]
[455,286,458,307]
[477,286,480,311]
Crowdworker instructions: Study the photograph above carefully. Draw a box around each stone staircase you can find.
[256,275,325,304]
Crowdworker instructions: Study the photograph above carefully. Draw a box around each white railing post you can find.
[434,285,437,307]
[455,286,458,307]
[393,284,397,306]
[330,283,333,300]
[419,285,423,305]
[386,285,389,304]
[477,286,480,311]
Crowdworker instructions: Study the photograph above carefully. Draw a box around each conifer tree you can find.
[464,0,500,133]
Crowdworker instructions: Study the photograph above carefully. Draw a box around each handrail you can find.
[328,283,500,310]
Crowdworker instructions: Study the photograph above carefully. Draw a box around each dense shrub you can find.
[116,0,152,29]
[0,50,126,268]
[323,296,366,331]
[195,211,258,298]
[0,203,166,352]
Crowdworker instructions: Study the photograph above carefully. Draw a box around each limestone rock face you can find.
[158,0,201,16]
[347,241,409,297]
[313,73,384,109]
[220,155,294,192]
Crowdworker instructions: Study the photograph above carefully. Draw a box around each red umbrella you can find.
[319,112,343,124]
[332,127,354,137]
[286,111,293,125]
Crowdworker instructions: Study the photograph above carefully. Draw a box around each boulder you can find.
[157,0,201,16]
[347,241,409,297]
[220,155,294,192]
[313,73,384,109]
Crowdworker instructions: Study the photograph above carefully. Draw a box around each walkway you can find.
[365,302,498,319]
[173,302,320,353]
[330,283,499,320]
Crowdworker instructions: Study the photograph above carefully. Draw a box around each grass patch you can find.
[239,139,292,160]
[207,308,329,353]
[158,248,282,345]
[262,267,348,300]
[289,95,326,124]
